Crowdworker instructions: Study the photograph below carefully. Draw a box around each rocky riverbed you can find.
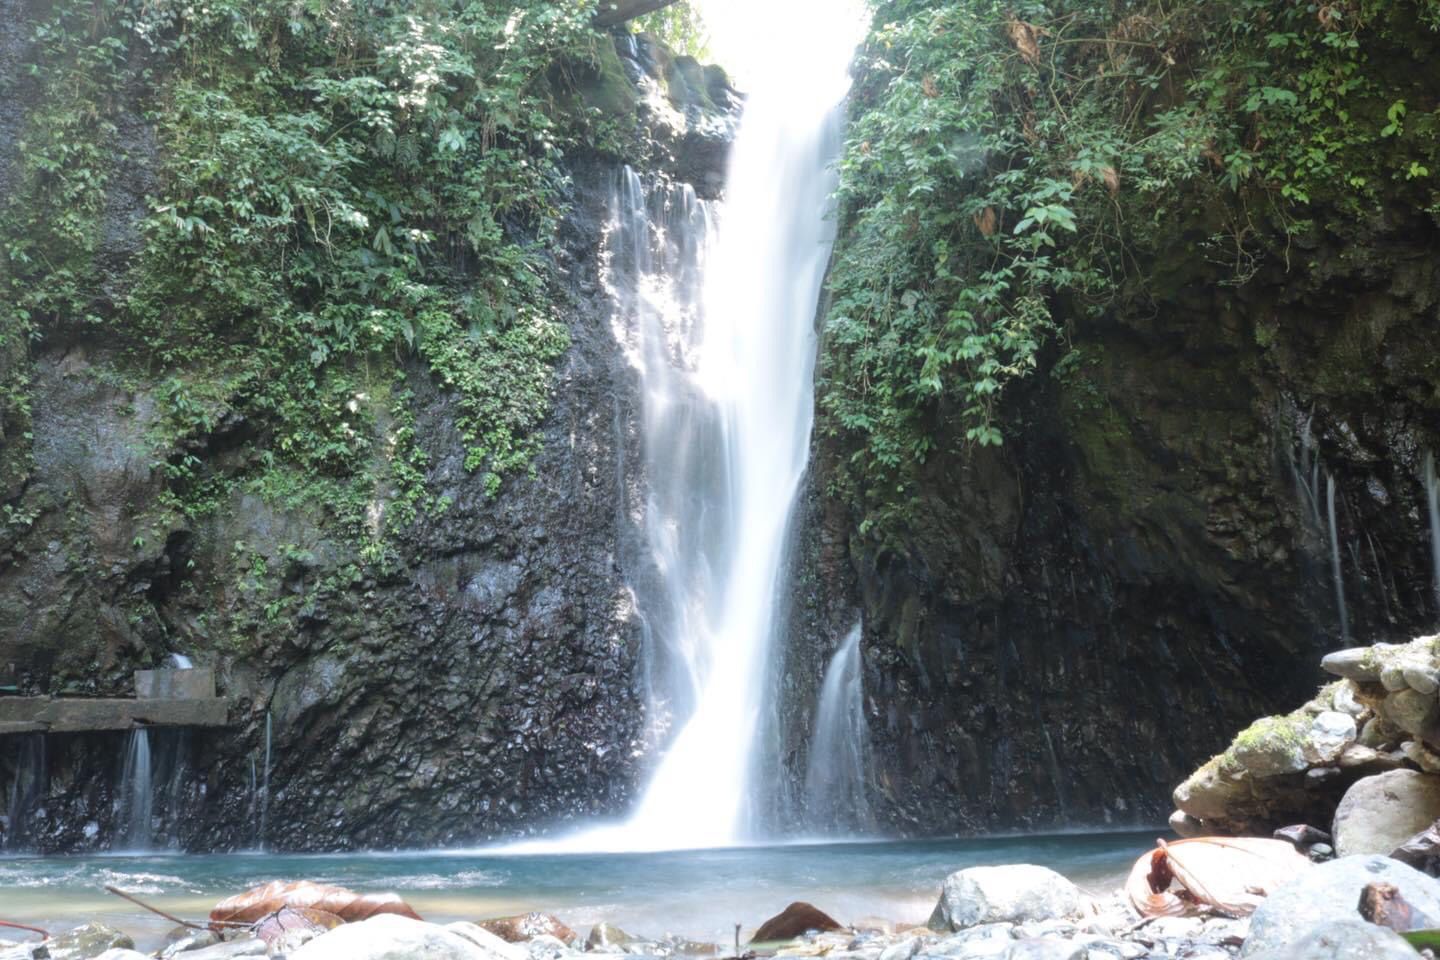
[2,851,1432,960]
[11,636,1440,960]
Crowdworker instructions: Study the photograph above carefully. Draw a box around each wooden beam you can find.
[594,0,681,28]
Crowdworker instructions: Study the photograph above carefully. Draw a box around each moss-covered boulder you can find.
[1174,635,1440,836]
[1173,679,1400,834]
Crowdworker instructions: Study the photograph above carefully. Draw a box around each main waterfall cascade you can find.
[526,0,867,852]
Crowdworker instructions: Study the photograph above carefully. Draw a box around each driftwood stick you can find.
[103,885,208,931]
[0,919,50,939]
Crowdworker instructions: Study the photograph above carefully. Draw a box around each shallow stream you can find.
[1,833,1156,952]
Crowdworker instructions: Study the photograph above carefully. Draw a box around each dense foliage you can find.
[822,0,1440,536]
[633,3,710,58]
[0,0,624,554]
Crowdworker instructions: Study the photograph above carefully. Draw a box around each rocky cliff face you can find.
[782,197,1440,835]
[7,1,1438,856]
[0,20,737,852]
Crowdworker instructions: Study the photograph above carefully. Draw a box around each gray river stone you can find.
[1333,769,1440,856]
[929,866,1083,931]
[1000,940,1082,960]
[1243,855,1440,955]
[289,916,499,960]
[1243,919,1416,960]
[1322,648,1382,681]
[179,941,267,960]
[0,924,135,960]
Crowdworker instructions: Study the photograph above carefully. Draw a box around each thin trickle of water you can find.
[1326,473,1350,643]
[3,733,47,851]
[248,754,258,834]
[167,653,194,669]
[118,728,153,851]
[1426,451,1440,620]
[1288,413,1324,535]
[260,711,272,850]
[803,624,872,833]
[1365,531,1394,624]
[161,730,191,848]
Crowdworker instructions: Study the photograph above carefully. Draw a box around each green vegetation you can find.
[822,0,1440,536]
[0,0,628,550]
[633,2,710,59]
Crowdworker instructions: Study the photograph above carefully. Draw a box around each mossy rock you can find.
[1225,712,1311,778]
[574,41,640,116]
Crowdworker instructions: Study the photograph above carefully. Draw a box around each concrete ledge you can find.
[136,668,216,700]
[0,697,231,732]
[0,721,46,735]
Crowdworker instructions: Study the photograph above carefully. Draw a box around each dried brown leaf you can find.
[209,880,423,932]
[254,907,344,947]
[1006,19,1041,66]
[973,207,998,237]
[1127,837,1311,919]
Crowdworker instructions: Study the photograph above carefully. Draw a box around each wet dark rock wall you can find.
[781,202,1440,836]
[0,26,735,852]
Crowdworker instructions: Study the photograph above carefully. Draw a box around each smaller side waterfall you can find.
[1426,451,1440,620]
[259,711,273,850]
[803,624,873,834]
[1326,473,1350,643]
[3,733,47,851]
[117,728,194,851]
[118,728,154,851]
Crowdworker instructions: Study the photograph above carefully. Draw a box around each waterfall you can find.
[3,733,47,851]
[803,624,873,834]
[1426,451,1440,620]
[618,0,859,850]
[118,728,154,851]
[1326,473,1350,643]
[510,0,864,853]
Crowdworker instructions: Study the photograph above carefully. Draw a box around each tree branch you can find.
[594,0,681,28]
